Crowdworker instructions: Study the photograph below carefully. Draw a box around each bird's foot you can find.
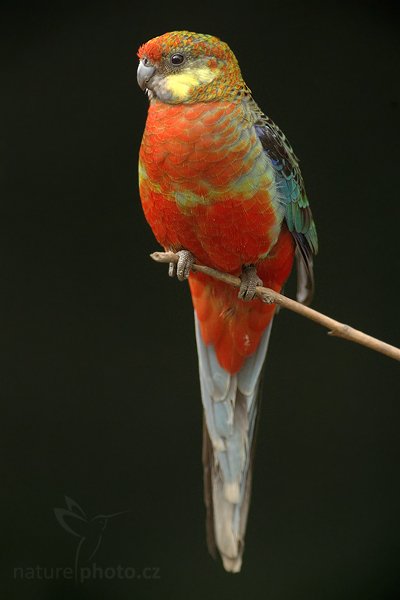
[238,265,263,301]
[168,250,195,282]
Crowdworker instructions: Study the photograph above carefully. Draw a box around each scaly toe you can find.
[176,250,194,281]
[168,261,177,278]
[238,265,263,301]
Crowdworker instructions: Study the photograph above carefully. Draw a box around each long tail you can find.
[195,314,273,572]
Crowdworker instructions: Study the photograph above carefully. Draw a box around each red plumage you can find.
[137,31,316,572]
[140,100,295,373]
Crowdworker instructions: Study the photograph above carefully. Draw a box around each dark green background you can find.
[1,1,399,598]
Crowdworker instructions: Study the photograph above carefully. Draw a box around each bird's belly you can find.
[140,186,278,274]
[139,100,282,273]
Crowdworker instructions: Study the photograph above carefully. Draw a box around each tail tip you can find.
[222,554,242,573]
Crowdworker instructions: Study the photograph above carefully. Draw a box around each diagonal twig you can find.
[150,250,400,362]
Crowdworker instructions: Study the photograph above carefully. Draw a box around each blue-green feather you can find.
[251,106,317,304]
[253,119,318,255]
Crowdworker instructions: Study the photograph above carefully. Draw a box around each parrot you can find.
[136,31,318,573]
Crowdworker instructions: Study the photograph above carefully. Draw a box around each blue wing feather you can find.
[252,111,318,304]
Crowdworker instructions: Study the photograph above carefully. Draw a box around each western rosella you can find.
[137,31,318,572]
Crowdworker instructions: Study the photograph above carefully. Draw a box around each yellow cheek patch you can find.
[165,67,218,100]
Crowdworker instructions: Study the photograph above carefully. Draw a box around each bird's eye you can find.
[142,57,150,66]
[170,53,184,66]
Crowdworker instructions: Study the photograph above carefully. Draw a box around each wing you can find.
[252,105,318,305]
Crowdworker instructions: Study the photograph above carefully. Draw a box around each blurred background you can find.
[0,1,399,598]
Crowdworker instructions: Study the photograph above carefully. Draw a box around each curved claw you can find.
[238,265,263,301]
[169,250,194,282]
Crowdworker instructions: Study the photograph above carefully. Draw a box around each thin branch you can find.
[150,250,400,362]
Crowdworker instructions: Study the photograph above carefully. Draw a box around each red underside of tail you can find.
[189,227,295,373]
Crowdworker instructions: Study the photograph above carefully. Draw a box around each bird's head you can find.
[137,31,248,104]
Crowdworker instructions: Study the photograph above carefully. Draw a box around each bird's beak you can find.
[137,60,156,91]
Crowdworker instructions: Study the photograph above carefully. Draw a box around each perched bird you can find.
[137,31,318,572]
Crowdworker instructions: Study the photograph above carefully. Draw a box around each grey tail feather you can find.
[202,413,217,560]
[196,314,273,572]
[293,232,315,306]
